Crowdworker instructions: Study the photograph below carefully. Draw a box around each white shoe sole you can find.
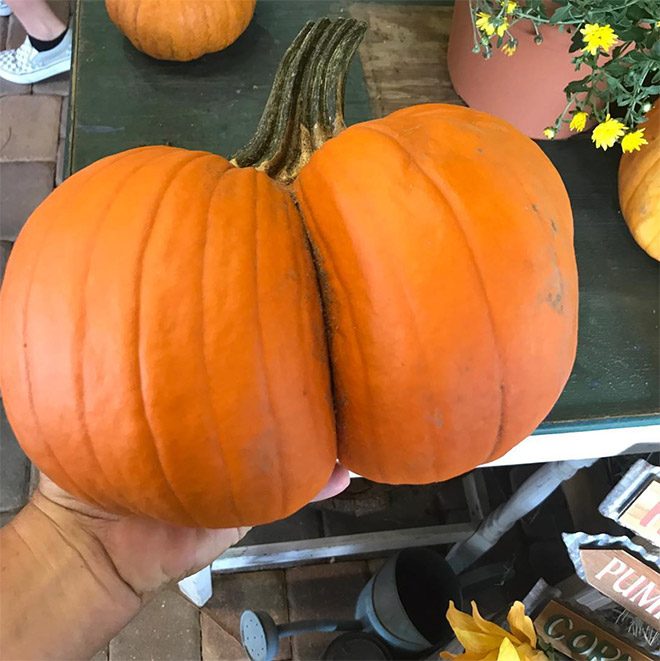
[0,56,70,84]
[0,8,12,17]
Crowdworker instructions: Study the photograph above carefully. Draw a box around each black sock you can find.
[29,28,67,53]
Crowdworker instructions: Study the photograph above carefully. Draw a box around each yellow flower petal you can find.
[621,128,648,153]
[476,12,496,36]
[496,19,509,37]
[446,602,514,654]
[591,114,626,150]
[497,638,520,661]
[580,23,618,56]
[569,111,588,132]
[502,1,517,15]
[513,643,549,661]
[543,127,556,139]
[471,602,520,643]
[502,43,517,56]
[507,602,536,647]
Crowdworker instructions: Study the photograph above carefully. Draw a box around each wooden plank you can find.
[580,549,660,631]
[211,523,474,572]
[535,600,654,661]
[349,2,462,116]
[620,480,660,547]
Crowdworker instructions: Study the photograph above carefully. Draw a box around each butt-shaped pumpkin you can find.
[0,19,578,527]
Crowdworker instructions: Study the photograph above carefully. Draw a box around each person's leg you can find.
[0,0,71,84]
[3,0,66,41]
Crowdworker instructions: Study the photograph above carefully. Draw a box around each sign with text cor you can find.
[535,600,653,661]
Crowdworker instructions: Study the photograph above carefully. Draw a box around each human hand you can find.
[31,464,350,600]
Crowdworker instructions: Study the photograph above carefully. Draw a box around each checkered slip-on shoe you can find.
[0,2,11,17]
[0,29,72,84]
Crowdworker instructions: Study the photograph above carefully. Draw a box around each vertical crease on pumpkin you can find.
[134,153,210,527]
[472,130,576,460]
[358,123,507,467]
[199,164,242,525]
[19,150,144,508]
[252,170,288,516]
[296,179,386,483]
[75,152,175,512]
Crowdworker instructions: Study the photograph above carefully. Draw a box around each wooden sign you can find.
[580,548,660,631]
[619,479,660,547]
[535,600,654,661]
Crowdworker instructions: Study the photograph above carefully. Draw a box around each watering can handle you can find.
[278,619,363,638]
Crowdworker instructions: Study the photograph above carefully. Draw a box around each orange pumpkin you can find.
[295,105,578,483]
[105,0,257,61]
[0,147,336,528]
[618,101,660,261]
[0,19,578,526]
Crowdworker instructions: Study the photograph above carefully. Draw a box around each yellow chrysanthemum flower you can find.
[543,127,556,139]
[502,42,517,56]
[621,128,648,153]
[442,601,548,661]
[476,12,508,37]
[496,19,510,37]
[580,23,618,56]
[591,114,626,150]
[570,111,588,132]
[502,1,517,15]
[476,12,496,36]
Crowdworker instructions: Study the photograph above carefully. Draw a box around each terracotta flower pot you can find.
[447,1,588,139]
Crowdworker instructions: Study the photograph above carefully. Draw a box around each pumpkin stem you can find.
[230,18,367,185]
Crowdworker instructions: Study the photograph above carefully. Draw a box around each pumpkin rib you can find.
[453,127,573,458]
[251,170,287,516]
[198,167,243,524]
[19,150,154,509]
[133,153,213,527]
[296,180,388,482]
[75,152,185,514]
[131,0,143,53]
[358,123,507,466]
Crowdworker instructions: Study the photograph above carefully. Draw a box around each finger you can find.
[310,464,350,502]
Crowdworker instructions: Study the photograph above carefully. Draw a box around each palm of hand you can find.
[34,476,249,598]
[33,465,349,599]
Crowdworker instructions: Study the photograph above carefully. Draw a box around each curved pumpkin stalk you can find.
[230,18,367,184]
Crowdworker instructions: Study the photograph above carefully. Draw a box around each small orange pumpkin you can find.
[106,0,257,61]
[618,101,660,261]
[0,19,578,526]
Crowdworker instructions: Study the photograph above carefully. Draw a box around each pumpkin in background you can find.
[0,146,336,528]
[106,0,257,61]
[618,101,660,261]
[0,19,578,527]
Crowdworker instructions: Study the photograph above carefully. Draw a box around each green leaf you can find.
[550,5,572,24]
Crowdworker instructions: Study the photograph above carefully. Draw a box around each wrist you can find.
[2,499,142,659]
[24,492,144,609]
